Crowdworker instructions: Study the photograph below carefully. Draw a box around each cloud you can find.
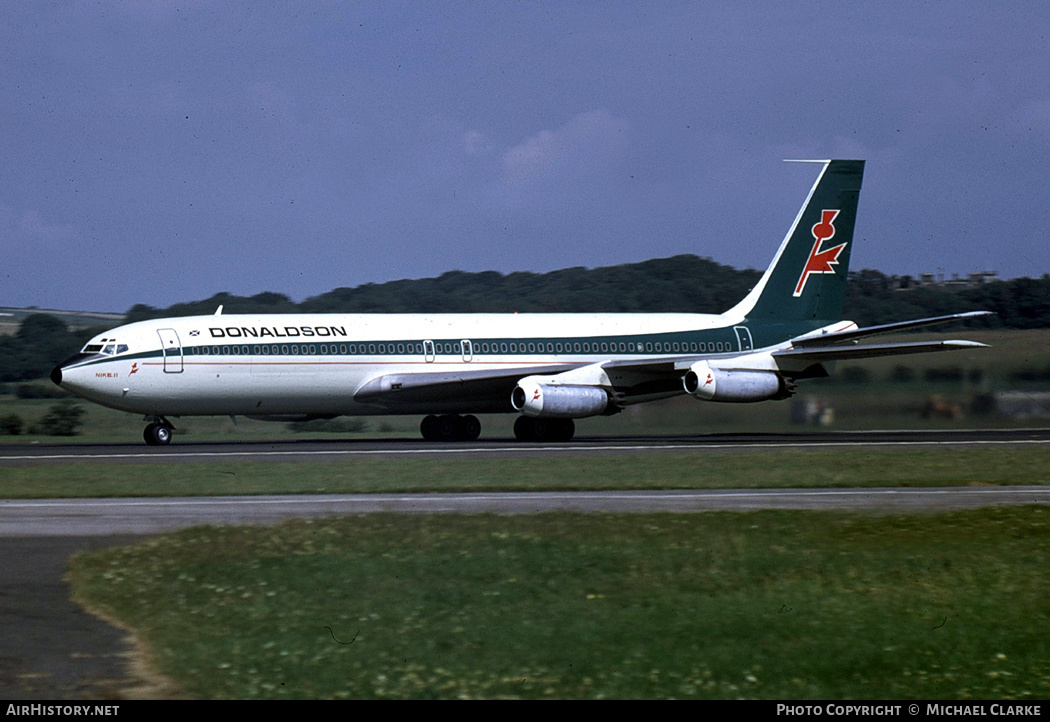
[500,109,629,184]
[461,129,488,156]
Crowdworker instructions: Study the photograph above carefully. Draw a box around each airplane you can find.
[51,159,991,445]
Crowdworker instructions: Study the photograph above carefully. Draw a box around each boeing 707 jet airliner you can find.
[52,159,989,444]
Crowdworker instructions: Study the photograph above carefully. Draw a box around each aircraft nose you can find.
[51,353,92,387]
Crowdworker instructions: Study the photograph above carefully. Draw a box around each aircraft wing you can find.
[789,311,992,348]
[353,363,580,411]
[773,339,987,362]
[597,339,988,376]
[775,311,992,362]
[353,310,992,410]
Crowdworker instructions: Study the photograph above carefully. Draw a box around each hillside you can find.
[0,307,123,336]
[4,254,1047,383]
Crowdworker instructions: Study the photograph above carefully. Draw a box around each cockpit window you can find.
[81,342,129,356]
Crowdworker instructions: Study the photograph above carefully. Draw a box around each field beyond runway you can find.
[65,507,1050,699]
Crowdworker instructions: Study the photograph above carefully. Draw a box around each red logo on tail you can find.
[793,209,846,297]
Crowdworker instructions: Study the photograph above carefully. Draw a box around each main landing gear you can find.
[418,414,577,442]
[513,416,575,442]
[143,417,174,446]
[420,414,482,442]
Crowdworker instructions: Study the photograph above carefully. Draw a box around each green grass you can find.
[68,507,1050,699]
[4,447,1050,498]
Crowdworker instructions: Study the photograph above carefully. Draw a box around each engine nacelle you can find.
[512,381,609,418]
[682,360,787,402]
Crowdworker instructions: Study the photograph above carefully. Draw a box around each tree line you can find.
[4,255,1048,383]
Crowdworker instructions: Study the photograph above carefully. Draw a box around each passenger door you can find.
[733,326,754,352]
[157,328,184,373]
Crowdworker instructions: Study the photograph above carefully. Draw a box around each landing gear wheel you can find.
[513,416,535,441]
[435,414,459,441]
[420,415,440,441]
[420,414,482,442]
[458,415,481,441]
[513,416,575,442]
[554,418,576,442]
[143,422,173,446]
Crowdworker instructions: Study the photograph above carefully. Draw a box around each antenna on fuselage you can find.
[215,305,223,316]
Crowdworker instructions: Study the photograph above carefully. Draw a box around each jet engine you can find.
[511,380,609,418]
[682,360,789,402]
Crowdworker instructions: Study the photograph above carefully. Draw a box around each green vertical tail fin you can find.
[729,159,865,322]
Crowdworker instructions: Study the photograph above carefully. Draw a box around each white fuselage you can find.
[58,310,754,419]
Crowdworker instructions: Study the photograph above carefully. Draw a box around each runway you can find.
[4,428,1050,536]
[2,428,1050,537]
[5,427,1050,466]
[4,487,1050,537]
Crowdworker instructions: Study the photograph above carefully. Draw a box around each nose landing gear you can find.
[143,417,175,446]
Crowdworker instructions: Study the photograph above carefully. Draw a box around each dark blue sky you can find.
[4,2,1049,312]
